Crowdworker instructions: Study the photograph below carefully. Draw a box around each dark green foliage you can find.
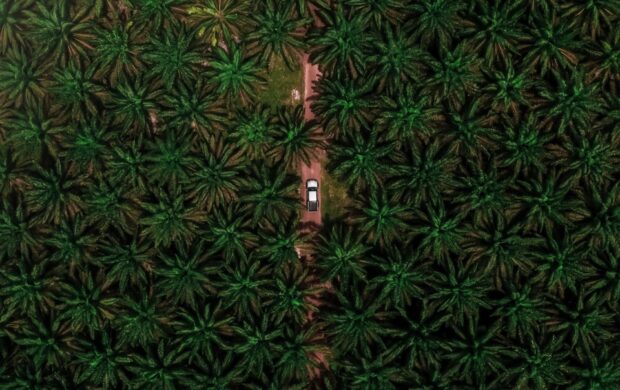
[247,0,310,69]
[2,1,620,388]
[270,105,325,168]
[143,22,203,89]
[25,0,93,66]
[309,5,371,77]
[206,42,264,105]
[0,47,47,109]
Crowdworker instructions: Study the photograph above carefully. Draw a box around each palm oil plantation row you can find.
[1,0,620,388]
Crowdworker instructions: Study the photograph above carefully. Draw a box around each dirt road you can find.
[297,51,332,378]
[299,53,324,231]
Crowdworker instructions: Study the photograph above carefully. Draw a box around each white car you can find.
[306,179,318,212]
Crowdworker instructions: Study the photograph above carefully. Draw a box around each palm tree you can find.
[481,60,536,114]
[2,363,74,389]
[127,339,191,388]
[206,203,258,263]
[154,240,217,308]
[413,199,466,261]
[344,0,405,28]
[140,187,206,248]
[575,181,620,252]
[386,303,450,370]
[349,191,413,247]
[531,229,589,297]
[368,245,427,309]
[492,113,552,178]
[376,85,442,146]
[186,0,250,46]
[545,290,615,354]
[24,160,85,225]
[0,144,29,201]
[0,200,42,258]
[73,331,132,389]
[188,351,245,388]
[91,15,146,85]
[584,248,620,307]
[232,315,282,377]
[227,103,275,161]
[587,26,620,93]
[408,0,466,47]
[463,0,527,66]
[268,262,321,325]
[316,224,369,286]
[568,344,620,389]
[311,75,375,138]
[188,134,246,212]
[0,97,10,141]
[25,0,93,66]
[405,365,453,389]
[143,22,203,89]
[518,170,587,235]
[453,160,510,224]
[57,270,118,337]
[0,46,47,109]
[99,235,154,293]
[145,127,196,189]
[0,255,60,316]
[6,104,64,163]
[276,324,327,384]
[387,138,458,207]
[172,303,233,363]
[106,138,149,192]
[87,171,130,217]
[269,105,325,169]
[246,0,310,69]
[256,217,308,266]
[443,99,496,158]
[444,318,512,385]
[424,42,483,109]
[240,164,299,226]
[370,25,426,92]
[324,288,390,357]
[115,293,171,348]
[539,70,604,134]
[7,315,77,370]
[44,216,98,275]
[549,128,620,187]
[129,0,187,29]
[160,79,228,137]
[48,63,106,122]
[328,129,395,193]
[462,212,539,286]
[218,254,271,316]
[560,0,620,39]
[206,42,265,106]
[427,259,491,325]
[0,0,34,53]
[107,76,163,134]
[523,11,581,76]
[62,117,113,178]
[493,278,547,339]
[309,5,371,77]
[500,334,569,389]
[292,0,330,17]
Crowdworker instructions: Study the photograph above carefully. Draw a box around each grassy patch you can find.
[321,160,351,221]
[257,55,303,107]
